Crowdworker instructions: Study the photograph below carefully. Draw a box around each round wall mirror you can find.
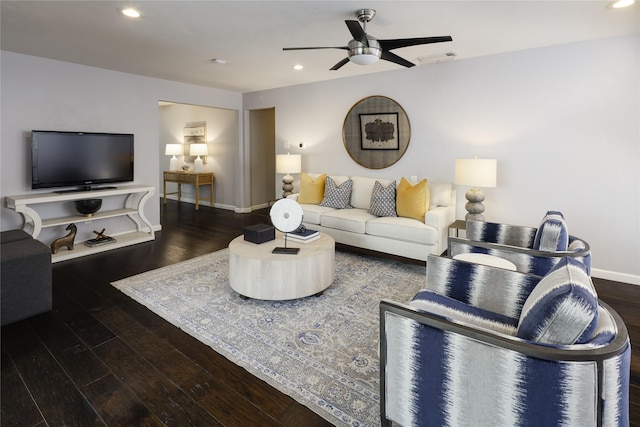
[342,95,411,169]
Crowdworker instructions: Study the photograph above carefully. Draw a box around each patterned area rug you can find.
[112,249,425,426]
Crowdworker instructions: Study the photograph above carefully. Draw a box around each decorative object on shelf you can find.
[343,96,410,169]
[74,199,102,217]
[181,164,190,171]
[276,153,302,198]
[269,198,303,254]
[455,157,497,221]
[190,143,208,173]
[84,228,116,247]
[51,224,77,254]
[183,123,206,163]
[243,223,276,244]
[165,143,183,171]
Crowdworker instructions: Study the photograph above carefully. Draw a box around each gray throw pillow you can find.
[320,177,353,209]
[369,180,397,217]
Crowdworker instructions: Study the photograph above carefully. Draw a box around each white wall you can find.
[159,103,239,210]
[2,35,638,283]
[1,51,242,244]
[243,35,640,283]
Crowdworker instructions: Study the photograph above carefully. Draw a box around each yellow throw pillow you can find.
[298,173,327,204]
[396,177,430,222]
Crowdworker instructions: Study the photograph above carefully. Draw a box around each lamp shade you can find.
[455,158,497,188]
[189,143,208,157]
[276,154,302,174]
[165,144,183,156]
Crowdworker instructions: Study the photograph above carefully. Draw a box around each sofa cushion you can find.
[533,211,569,251]
[299,203,335,225]
[298,173,326,204]
[0,229,32,244]
[368,180,397,217]
[366,216,437,245]
[410,289,519,336]
[350,176,394,210]
[517,257,598,345]
[320,208,374,234]
[428,182,452,208]
[320,176,353,209]
[396,177,430,222]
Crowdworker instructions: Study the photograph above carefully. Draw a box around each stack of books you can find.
[287,228,320,244]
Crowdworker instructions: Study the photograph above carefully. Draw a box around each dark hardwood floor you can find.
[1,200,639,426]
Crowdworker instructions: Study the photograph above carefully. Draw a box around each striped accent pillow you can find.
[517,257,598,345]
[533,211,569,251]
[319,177,353,209]
[410,290,518,336]
[368,180,397,217]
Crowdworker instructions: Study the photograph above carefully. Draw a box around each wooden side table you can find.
[163,171,214,210]
[448,219,467,237]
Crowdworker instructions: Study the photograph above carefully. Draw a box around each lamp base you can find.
[194,157,204,173]
[464,188,486,221]
[281,173,294,198]
[169,156,180,171]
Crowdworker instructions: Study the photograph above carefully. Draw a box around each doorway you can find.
[249,107,276,209]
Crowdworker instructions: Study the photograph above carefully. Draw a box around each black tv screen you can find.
[31,130,134,191]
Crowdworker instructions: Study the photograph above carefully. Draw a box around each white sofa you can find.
[287,174,456,261]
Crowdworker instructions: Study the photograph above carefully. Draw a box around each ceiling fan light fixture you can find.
[349,53,380,66]
[347,38,381,65]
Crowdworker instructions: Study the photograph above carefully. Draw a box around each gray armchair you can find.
[1,230,52,326]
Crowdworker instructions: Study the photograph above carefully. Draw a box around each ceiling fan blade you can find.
[283,46,348,51]
[381,51,415,68]
[330,57,351,71]
[379,36,452,51]
[345,20,368,46]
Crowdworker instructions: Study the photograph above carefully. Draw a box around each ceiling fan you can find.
[283,9,453,70]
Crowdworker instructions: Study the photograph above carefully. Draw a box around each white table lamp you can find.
[275,153,302,198]
[190,143,208,173]
[454,157,497,221]
[165,144,183,171]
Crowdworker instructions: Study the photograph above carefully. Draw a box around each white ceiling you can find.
[1,1,638,93]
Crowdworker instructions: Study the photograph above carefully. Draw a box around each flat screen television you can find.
[31,130,134,192]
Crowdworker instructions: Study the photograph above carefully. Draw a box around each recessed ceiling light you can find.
[609,0,635,8]
[121,8,141,18]
[293,64,304,71]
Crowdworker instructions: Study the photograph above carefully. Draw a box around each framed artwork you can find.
[183,123,207,163]
[342,96,410,169]
[184,126,205,137]
[359,113,399,150]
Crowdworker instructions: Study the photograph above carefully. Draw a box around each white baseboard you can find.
[162,194,234,211]
[591,268,640,286]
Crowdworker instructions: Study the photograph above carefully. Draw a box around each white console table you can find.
[5,185,155,262]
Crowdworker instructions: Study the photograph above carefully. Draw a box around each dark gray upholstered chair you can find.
[448,213,591,276]
[380,255,630,427]
[1,230,52,326]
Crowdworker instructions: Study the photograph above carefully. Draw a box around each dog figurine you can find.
[51,223,77,254]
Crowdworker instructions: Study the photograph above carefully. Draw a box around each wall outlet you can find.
[410,175,418,183]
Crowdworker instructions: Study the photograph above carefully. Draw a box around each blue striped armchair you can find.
[448,212,591,276]
[380,255,630,427]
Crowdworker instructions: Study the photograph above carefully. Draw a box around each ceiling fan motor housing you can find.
[348,37,381,65]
